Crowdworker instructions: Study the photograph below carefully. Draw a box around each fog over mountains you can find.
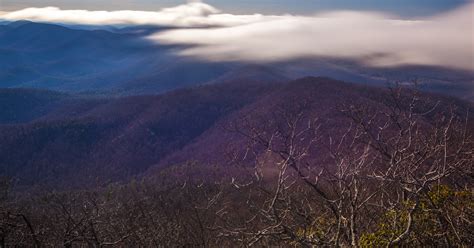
[0,20,473,99]
[2,2,473,68]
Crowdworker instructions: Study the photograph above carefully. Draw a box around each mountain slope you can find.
[147,77,473,178]
[1,77,470,189]
[0,88,68,124]
[0,81,277,188]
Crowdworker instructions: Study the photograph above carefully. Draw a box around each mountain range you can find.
[0,20,473,190]
[1,21,473,100]
[1,76,471,190]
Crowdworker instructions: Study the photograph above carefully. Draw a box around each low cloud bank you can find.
[0,2,270,27]
[151,2,474,70]
[1,1,473,70]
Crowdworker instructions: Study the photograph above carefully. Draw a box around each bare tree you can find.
[218,85,472,247]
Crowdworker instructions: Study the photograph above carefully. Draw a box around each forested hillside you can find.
[0,77,472,246]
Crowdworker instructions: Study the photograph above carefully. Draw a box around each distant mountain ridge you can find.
[0,21,237,94]
[1,21,472,100]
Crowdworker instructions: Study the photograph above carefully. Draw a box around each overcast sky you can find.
[0,0,470,16]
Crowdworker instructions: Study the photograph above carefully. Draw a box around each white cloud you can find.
[1,1,472,70]
[151,2,474,70]
[0,2,271,27]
